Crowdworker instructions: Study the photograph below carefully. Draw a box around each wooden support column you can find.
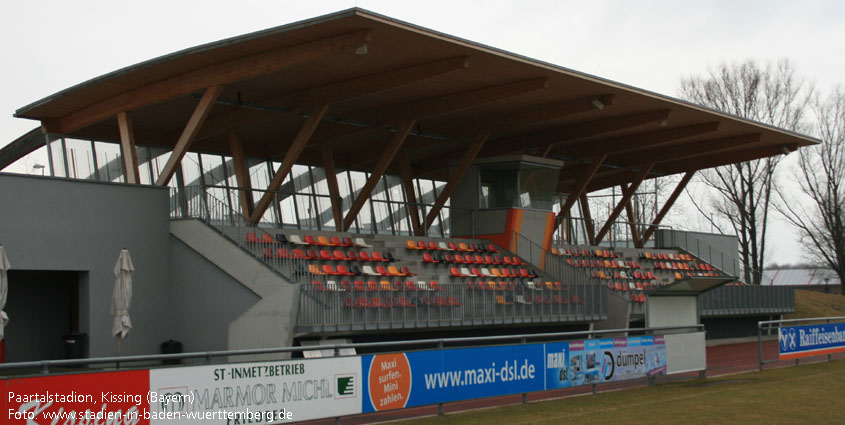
[155,85,223,186]
[622,183,642,248]
[117,112,140,184]
[580,193,596,246]
[321,140,344,231]
[594,163,654,244]
[399,153,423,236]
[641,171,695,244]
[228,130,254,219]
[250,104,329,224]
[343,120,416,231]
[423,133,490,232]
[555,155,606,227]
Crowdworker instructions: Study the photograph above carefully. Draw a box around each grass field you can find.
[388,359,845,425]
[786,289,845,320]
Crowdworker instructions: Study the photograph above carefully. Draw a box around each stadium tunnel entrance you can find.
[4,270,83,362]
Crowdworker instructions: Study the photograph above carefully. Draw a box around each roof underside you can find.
[11,8,816,192]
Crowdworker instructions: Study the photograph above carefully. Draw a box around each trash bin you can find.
[161,340,183,365]
[63,333,87,359]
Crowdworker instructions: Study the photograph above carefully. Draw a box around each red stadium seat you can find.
[399,266,417,276]
[371,251,388,262]
[336,265,356,276]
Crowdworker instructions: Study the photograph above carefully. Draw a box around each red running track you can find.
[300,339,845,425]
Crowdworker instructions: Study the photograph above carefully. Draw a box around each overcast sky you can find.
[1,0,842,265]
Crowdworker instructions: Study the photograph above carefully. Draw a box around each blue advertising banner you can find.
[779,323,845,360]
[362,335,668,412]
[545,336,666,389]
[361,344,545,413]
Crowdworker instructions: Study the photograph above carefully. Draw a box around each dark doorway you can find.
[4,270,81,362]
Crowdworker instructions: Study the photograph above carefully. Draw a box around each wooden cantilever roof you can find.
[11,8,816,193]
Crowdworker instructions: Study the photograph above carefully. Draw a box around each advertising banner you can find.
[362,344,545,413]
[779,323,845,360]
[148,357,361,423]
[2,370,150,425]
[545,336,667,389]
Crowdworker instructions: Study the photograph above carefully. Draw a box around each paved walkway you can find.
[302,339,845,425]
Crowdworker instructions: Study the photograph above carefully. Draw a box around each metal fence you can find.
[699,285,795,317]
[296,282,606,333]
[0,325,700,377]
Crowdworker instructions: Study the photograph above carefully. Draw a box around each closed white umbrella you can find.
[0,245,9,340]
[111,249,133,353]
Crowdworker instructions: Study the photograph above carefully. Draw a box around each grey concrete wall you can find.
[169,220,298,360]
[592,289,630,336]
[0,173,171,359]
[169,238,260,353]
[447,164,479,237]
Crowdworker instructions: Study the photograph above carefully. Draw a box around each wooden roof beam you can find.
[196,56,470,141]
[554,155,606,227]
[53,30,370,134]
[250,104,329,224]
[228,130,255,219]
[423,133,489,233]
[442,94,615,136]
[399,152,423,236]
[655,143,798,175]
[585,168,657,192]
[480,109,671,158]
[320,139,344,231]
[622,183,642,248]
[580,193,596,246]
[610,133,762,165]
[343,120,416,231]
[379,77,548,124]
[594,163,654,244]
[155,85,224,186]
[117,112,140,184]
[641,171,695,245]
[407,94,614,174]
[553,122,720,158]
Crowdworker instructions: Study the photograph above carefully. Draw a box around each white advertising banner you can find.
[148,357,361,424]
[665,332,707,375]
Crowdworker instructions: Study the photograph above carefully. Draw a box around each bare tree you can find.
[776,88,845,294]
[679,59,812,284]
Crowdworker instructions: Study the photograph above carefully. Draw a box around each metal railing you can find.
[757,316,845,371]
[297,281,606,333]
[178,184,476,238]
[552,216,674,248]
[169,186,308,283]
[0,325,701,376]
[699,285,795,317]
[512,232,605,287]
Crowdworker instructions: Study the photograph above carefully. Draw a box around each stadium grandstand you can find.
[0,8,811,363]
